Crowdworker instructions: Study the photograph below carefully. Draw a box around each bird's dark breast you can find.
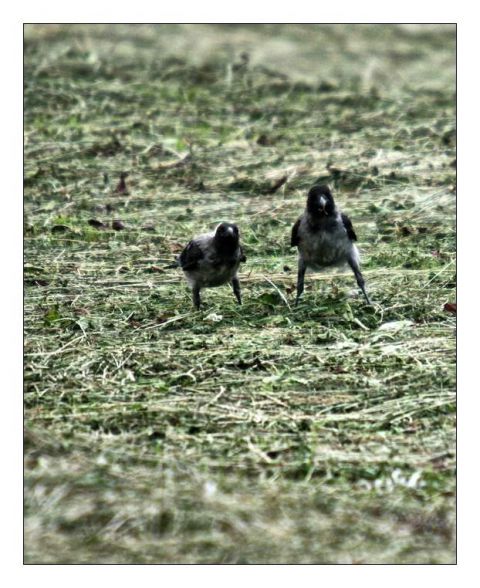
[213,257,238,269]
[299,224,352,268]
[205,262,239,286]
[186,257,240,288]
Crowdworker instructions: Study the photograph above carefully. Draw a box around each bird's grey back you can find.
[182,230,242,288]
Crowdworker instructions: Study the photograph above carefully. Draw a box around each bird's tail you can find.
[164,259,180,269]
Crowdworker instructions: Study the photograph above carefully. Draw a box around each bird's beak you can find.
[226,227,234,236]
[319,196,328,214]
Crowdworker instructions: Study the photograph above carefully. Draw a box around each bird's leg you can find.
[192,286,201,310]
[231,276,242,305]
[295,259,306,306]
[347,258,371,305]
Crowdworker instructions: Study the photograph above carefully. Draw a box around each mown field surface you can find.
[24,24,456,564]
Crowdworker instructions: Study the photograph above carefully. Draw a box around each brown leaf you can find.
[443,302,456,314]
[115,172,129,194]
[168,242,185,253]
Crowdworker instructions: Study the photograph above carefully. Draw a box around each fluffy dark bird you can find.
[169,222,246,309]
[291,185,371,305]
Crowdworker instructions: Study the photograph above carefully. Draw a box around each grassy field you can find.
[24,24,456,564]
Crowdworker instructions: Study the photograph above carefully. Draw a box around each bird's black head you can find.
[306,185,335,217]
[214,222,240,255]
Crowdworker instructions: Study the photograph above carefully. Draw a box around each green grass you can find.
[24,24,456,564]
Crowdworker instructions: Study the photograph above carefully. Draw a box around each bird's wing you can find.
[341,213,357,242]
[179,240,204,270]
[291,218,302,247]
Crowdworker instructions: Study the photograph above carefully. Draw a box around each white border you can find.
[4,4,477,584]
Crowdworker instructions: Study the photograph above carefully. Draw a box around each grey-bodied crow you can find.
[169,222,246,309]
[291,185,371,305]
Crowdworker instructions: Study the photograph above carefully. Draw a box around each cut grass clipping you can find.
[24,24,456,564]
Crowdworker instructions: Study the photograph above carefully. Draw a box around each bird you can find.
[168,222,247,309]
[291,184,371,305]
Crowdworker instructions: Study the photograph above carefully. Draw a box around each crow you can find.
[291,185,371,305]
[169,222,246,309]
